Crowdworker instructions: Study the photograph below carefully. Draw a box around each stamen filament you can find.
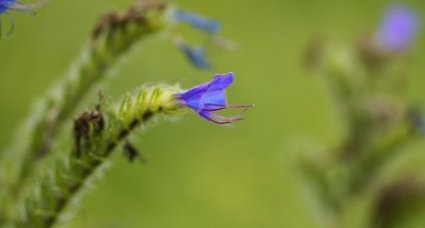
[203,104,254,111]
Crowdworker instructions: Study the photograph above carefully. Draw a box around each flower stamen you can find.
[202,104,254,112]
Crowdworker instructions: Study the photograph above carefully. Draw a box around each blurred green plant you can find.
[298,5,425,228]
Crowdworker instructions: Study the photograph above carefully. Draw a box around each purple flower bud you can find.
[172,9,221,34]
[177,42,211,70]
[176,72,253,124]
[375,4,419,51]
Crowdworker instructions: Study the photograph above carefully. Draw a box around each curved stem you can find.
[0,0,170,211]
[15,85,183,227]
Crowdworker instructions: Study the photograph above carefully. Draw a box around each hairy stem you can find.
[15,84,184,227]
[0,0,171,211]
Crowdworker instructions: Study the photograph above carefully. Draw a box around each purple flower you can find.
[172,9,220,34]
[375,4,419,51]
[176,72,253,124]
[177,42,211,70]
[0,0,15,14]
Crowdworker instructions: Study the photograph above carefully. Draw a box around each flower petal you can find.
[207,72,234,90]
[198,72,234,110]
[172,9,220,34]
[176,72,234,111]
[201,89,226,111]
[176,82,208,111]
[178,43,211,69]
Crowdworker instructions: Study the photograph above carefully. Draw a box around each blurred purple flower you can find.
[172,9,220,34]
[409,107,425,135]
[176,72,253,124]
[0,0,46,14]
[177,42,211,70]
[0,0,15,14]
[0,0,47,37]
[375,4,419,51]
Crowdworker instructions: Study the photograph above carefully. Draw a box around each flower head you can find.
[375,4,419,51]
[176,72,253,124]
[171,9,220,34]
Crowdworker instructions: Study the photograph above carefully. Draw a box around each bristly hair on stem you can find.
[0,0,171,215]
[14,84,183,228]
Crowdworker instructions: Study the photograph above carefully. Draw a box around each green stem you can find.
[15,84,184,228]
[0,0,171,210]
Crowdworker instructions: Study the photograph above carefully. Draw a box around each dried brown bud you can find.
[372,175,425,228]
[92,0,165,39]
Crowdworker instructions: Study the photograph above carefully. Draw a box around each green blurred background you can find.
[1,0,425,227]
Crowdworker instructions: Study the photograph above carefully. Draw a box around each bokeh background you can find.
[1,0,425,227]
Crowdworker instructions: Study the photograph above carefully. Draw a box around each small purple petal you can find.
[207,73,234,90]
[375,4,419,51]
[172,9,221,34]
[200,90,226,110]
[176,83,209,111]
[178,43,211,70]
